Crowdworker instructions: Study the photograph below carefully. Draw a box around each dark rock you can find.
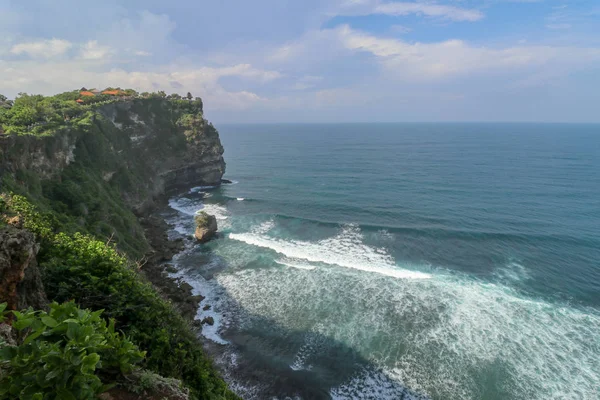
[164,264,177,273]
[191,294,205,303]
[0,226,48,316]
[221,179,233,184]
[179,281,193,293]
[202,304,211,311]
[201,316,214,326]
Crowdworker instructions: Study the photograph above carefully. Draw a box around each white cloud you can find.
[0,58,281,110]
[10,38,72,58]
[291,75,324,90]
[374,2,484,22]
[335,25,600,79]
[80,40,112,60]
[134,50,152,56]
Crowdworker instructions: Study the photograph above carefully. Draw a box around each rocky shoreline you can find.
[139,203,204,324]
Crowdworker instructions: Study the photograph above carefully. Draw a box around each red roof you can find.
[101,89,121,95]
[76,99,84,103]
[80,91,95,97]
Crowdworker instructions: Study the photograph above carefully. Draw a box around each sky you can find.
[1,0,599,123]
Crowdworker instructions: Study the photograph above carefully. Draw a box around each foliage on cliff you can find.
[1,91,221,258]
[0,301,145,400]
[0,92,232,398]
[0,194,237,399]
[0,89,204,137]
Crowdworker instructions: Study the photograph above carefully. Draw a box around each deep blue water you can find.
[166,123,600,400]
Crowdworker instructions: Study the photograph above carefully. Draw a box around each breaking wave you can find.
[229,224,431,279]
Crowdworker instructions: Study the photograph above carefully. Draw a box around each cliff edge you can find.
[0,95,225,257]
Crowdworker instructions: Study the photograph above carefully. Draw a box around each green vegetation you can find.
[0,88,204,138]
[0,92,81,136]
[1,90,211,258]
[194,211,212,227]
[1,195,236,399]
[0,89,234,399]
[0,301,145,400]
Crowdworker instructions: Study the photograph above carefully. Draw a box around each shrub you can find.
[2,195,237,399]
[0,301,145,400]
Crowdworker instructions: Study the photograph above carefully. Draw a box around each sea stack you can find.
[194,211,218,242]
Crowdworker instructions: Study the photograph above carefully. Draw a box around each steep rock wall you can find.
[0,98,225,256]
[0,98,225,213]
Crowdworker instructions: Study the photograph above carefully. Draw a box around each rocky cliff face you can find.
[0,97,225,257]
[0,98,225,214]
[0,225,48,315]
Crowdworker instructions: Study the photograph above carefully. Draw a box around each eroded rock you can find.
[0,226,48,316]
[194,212,217,243]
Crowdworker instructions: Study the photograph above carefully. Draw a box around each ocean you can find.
[164,123,600,400]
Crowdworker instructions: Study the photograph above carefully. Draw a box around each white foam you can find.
[331,368,428,400]
[237,197,245,201]
[253,220,275,234]
[168,197,202,216]
[229,224,430,280]
[215,264,600,400]
[166,263,229,345]
[168,197,229,226]
[276,258,316,271]
[189,185,217,193]
[202,203,229,221]
[494,260,531,283]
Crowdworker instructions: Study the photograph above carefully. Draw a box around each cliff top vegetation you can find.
[0,89,203,137]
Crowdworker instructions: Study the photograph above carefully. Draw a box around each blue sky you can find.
[1,0,599,122]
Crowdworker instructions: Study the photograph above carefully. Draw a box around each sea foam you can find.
[229,224,430,279]
[215,263,600,400]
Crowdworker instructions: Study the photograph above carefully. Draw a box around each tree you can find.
[0,94,12,109]
[187,92,193,100]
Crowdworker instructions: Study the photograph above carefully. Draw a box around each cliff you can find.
[0,97,225,257]
[0,93,237,399]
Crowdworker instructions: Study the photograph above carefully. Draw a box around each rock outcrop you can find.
[0,98,225,215]
[194,212,218,243]
[0,226,48,315]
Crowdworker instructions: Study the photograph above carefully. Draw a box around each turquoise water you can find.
[166,123,600,399]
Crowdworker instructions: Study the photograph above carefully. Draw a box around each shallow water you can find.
[165,123,600,399]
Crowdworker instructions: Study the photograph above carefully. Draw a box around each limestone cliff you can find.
[0,98,225,213]
[0,225,48,314]
[0,97,225,256]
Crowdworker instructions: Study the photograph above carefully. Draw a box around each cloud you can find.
[335,25,600,80]
[390,24,412,34]
[291,75,324,90]
[0,57,280,110]
[373,2,484,22]
[546,23,571,30]
[10,38,72,58]
[80,40,112,60]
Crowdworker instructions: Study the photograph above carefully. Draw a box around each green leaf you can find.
[0,345,17,360]
[45,369,60,381]
[56,388,77,400]
[40,316,58,328]
[23,328,45,345]
[13,318,34,330]
[0,303,6,313]
[81,353,100,372]
[66,322,80,340]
